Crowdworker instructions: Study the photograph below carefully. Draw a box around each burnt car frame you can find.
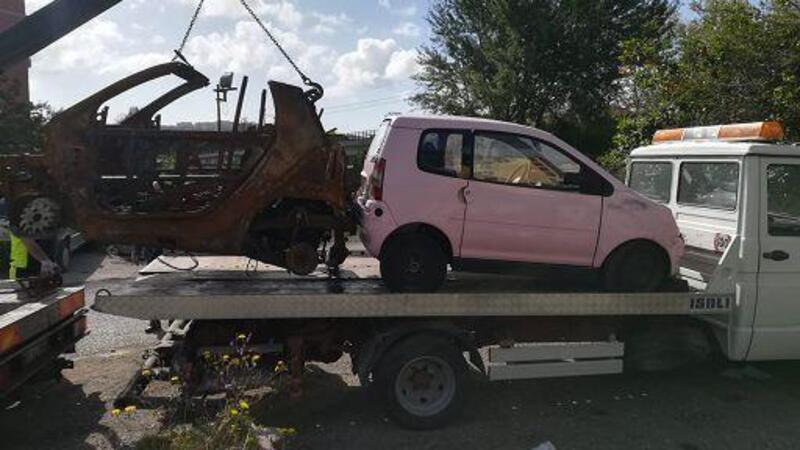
[0,62,351,275]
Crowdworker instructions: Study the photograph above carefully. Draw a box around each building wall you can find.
[0,0,29,101]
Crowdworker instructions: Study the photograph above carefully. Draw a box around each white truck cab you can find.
[628,121,800,361]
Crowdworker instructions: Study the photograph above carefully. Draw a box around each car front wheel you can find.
[602,241,667,292]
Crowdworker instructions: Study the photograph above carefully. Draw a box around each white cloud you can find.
[33,18,126,72]
[393,22,421,38]
[174,0,303,30]
[330,38,419,96]
[378,0,418,17]
[311,12,352,35]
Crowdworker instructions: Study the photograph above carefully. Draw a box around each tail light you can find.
[369,158,386,201]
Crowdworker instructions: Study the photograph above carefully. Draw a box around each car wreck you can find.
[0,62,352,275]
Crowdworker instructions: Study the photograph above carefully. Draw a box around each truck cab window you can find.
[678,162,739,210]
[628,162,672,203]
[767,164,800,236]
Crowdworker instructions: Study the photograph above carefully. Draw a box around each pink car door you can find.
[460,131,602,266]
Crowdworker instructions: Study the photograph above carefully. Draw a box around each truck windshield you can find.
[628,162,672,203]
[678,162,739,210]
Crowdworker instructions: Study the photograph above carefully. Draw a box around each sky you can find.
[26,0,428,132]
[26,0,697,133]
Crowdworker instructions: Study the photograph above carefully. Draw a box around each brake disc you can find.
[18,197,60,236]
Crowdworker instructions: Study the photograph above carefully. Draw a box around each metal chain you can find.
[237,0,323,101]
[173,0,205,60]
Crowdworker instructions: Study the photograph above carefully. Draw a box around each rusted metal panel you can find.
[0,62,352,274]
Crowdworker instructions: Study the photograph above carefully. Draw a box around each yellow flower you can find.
[111,409,121,417]
[236,333,247,342]
[141,369,151,377]
[203,351,212,360]
[231,357,240,366]
[274,360,287,373]
[170,376,180,385]
[252,354,261,364]
[229,408,239,416]
[222,354,230,361]
[124,405,137,414]
[238,400,250,411]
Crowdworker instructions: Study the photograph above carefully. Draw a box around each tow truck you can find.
[2,0,799,430]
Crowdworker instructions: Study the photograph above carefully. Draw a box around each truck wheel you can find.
[375,335,467,429]
[603,242,666,292]
[380,234,447,292]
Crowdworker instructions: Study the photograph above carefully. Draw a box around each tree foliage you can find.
[0,77,51,154]
[612,0,800,159]
[412,0,676,156]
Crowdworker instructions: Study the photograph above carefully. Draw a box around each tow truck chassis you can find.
[98,260,732,428]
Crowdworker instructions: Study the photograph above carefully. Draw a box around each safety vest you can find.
[9,233,29,280]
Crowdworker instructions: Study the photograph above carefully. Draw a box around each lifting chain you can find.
[172,0,205,63]
[237,0,324,103]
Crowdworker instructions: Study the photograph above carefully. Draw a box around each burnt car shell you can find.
[0,62,350,273]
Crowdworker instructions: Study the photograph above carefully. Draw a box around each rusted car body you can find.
[0,62,351,274]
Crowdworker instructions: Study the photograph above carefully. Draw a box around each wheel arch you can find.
[601,238,672,274]
[379,222,455,262]
[353,321,483,386]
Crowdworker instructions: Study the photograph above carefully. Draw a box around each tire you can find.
[602,241,667,292]
[374,335,467,430]
[380,234,447,292]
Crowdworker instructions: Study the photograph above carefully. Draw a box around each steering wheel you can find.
[505,160,532,185]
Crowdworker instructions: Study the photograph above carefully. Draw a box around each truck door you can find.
[749,157,800,359]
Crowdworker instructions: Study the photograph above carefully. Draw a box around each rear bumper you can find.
[356,199,398,258]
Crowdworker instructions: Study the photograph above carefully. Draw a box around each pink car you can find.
[357,116,683,292]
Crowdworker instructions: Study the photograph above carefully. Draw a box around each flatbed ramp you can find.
[93,273,732,320]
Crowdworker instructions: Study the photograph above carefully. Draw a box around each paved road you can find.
[3,248,800,449]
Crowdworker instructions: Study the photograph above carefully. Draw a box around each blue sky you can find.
[27,0,695,132]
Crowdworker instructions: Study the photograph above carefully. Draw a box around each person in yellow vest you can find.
[8,232,59,279]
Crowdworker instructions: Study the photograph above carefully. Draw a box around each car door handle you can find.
[763,250,790,261]
[459,186,473,204]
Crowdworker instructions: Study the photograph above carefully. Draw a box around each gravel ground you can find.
[3,248,800,449]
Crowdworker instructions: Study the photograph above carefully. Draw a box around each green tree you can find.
[412,0,677,157]
[612,0,800,159]
[0,77,51,154]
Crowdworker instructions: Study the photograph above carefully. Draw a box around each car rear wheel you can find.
[602,241,667,292]
[374,335,467,429]
[380,234,447,292]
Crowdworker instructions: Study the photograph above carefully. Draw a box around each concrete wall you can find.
[0,0,29,101]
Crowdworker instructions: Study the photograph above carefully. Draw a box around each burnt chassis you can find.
[0,62,352,274]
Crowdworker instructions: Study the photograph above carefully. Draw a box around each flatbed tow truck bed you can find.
[93,250,733,320]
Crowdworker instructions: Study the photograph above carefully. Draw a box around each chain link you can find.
[237,0,323,101]
[173,0,205,60]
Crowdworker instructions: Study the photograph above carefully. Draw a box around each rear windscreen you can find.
[366,120,391,159]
